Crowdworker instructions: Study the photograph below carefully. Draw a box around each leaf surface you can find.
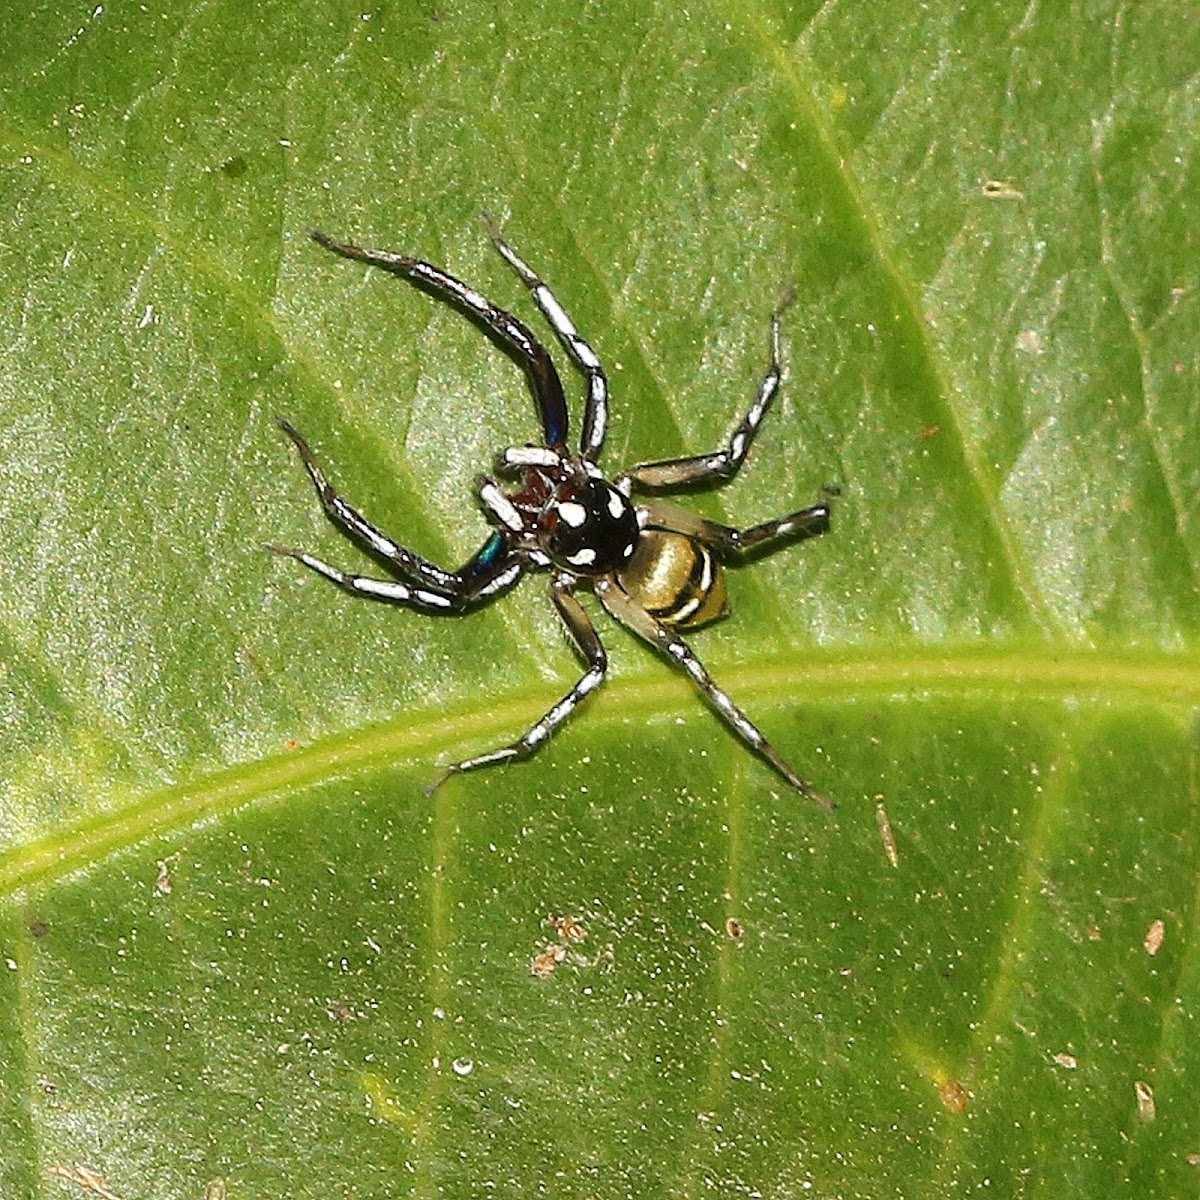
[1,2,1197,1197]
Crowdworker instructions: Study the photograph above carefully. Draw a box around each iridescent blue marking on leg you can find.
[458,530,508,588]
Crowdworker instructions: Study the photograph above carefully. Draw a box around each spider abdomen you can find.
[617,529,728,629]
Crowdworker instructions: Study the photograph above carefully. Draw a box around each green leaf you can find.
[2,1,1198,1197]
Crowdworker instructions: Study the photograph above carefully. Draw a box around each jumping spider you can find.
[270,219,835,807]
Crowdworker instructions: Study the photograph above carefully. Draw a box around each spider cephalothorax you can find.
[539,474,639,574]
[270,219,836,807]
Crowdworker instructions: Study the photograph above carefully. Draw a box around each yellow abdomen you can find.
[616,529,728,629]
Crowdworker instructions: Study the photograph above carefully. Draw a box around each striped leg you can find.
[594,579,833,810]
[266,541,524,612]
[279,418,477,592]
[275,419,523,603]
[427,579,607,792]
[482,214,609,462]
[618,301,791,490]
[308,229,571,450]
[475,475,525,533]
[638,496,834,555]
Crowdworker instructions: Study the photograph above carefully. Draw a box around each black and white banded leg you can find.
[279,418,474,592]
[482,213,609,461]
[275,419,524,605]
[308,229,571,451]
[594,578,833,811]
[266,544,457,611]
[427,580,607,793]
[266,537,525,613]
[618,300,792,491]
[639,496,834,555]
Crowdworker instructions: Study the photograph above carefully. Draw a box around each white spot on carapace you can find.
[558,501,587,528]
[606,489,625,519]
[567,548,597,566]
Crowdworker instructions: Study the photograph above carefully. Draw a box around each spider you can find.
[270,219,836,808]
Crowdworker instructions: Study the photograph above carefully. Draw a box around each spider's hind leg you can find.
[594,578,833,810]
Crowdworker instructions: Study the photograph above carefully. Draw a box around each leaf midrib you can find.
[2,643,1196,897]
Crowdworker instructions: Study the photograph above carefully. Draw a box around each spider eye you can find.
[542,481,638,575]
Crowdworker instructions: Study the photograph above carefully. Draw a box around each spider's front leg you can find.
[594,579,834,810]
[482,214,609,461]
[308,229,571,451]
[426,578,607,793]
[617,300,791,493]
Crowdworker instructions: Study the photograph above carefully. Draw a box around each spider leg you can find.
[266,536,524,613]
[481,214,609,462]
[638,495,834,556]
[278,417,488,592]
[456,531,526,598]
[594,578,834,810]
[427,578,607,792]
[617,301,791,491]
[474,475,525,532]
[308,229,570,451]
[496,446,562,472]
[276,418,521,599]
